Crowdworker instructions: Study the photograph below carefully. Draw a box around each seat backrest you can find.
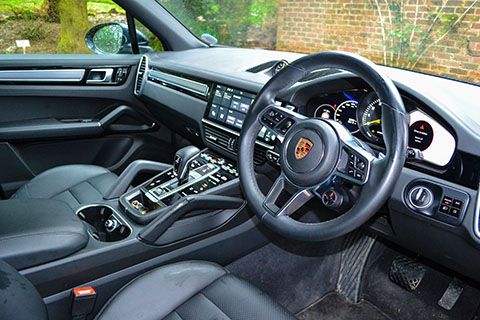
[0,259,47,320]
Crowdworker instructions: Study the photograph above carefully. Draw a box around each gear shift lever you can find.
[173,145,200,185]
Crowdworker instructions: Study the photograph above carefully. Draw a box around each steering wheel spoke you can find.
[258,104,307,141]
[326,120,377,185]
[263,175,314,217]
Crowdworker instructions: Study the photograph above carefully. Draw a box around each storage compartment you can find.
[77,205,131,242]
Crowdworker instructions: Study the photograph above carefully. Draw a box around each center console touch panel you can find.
[120,150,238,224]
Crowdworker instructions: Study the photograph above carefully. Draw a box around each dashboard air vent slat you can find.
[204,123,267,165]
[204,125,236,152]
[134,55,148,95]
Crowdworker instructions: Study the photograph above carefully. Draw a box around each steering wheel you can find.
[238,51,408,242]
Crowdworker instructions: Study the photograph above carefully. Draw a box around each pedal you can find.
[438,278,464,311]
[389,256,426,291]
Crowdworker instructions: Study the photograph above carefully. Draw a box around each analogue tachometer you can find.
[358,93,383,143]
[334,100,359,133]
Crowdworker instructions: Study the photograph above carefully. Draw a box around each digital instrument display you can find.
[207,85,276,142]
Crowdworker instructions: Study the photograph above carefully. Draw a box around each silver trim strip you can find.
[148,69,209,97]
[202,118,274,150]
[134,55,148,95]
[474,185,480,239]
[0,69,85,82]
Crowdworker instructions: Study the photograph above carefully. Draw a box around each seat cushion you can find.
[95,261,296,320]
[11,164,118,208]
[0,259,47,320]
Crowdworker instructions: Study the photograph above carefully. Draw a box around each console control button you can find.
[439,205,450,214]
[442,196,453,206]
[452,199,463,209]
[448,207,461,217]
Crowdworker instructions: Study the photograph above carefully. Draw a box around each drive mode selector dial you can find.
[408,186,434,209]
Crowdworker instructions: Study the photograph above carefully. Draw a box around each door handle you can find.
[86,68,114,84]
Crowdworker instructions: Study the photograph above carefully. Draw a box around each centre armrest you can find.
[0,199,88,270]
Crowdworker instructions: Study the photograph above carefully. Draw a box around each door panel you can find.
[0,55,175,198]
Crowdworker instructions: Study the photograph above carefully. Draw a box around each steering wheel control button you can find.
[261,108,296,136]
[278,118,295,134]
[355,160,366,171]
[341,149,368,182]
[408,186,434,209]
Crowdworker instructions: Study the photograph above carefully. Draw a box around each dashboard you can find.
[134,47,480,283]
[302,89,456,167]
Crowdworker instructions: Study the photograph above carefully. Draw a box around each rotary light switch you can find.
[408,186,434,209]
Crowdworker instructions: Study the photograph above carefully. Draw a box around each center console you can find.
[120,149,239,224]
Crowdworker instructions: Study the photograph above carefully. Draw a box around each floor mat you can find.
[297,293,389,320]
[226,237,344,314]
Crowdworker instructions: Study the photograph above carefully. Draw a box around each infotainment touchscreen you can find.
[207,85,277,142]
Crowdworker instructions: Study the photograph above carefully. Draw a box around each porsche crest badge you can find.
[295,138,313,159]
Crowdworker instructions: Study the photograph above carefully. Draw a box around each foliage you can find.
[374,0,478,69]
[20,21,49,40]
[158,0,278,47]
[136,21,164,52]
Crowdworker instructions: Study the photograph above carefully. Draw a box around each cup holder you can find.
[76,205,131,242]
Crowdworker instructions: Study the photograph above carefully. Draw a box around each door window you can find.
[0,0,163,54]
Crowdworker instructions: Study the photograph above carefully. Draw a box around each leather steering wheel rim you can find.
[238,51,408,242]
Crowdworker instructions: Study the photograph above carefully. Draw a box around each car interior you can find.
[1,0,480,319]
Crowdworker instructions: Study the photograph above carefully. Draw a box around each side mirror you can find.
[85,22,152,54]
[201,33,218,45]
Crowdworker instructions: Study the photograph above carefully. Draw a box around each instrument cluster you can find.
[305,89,457,167]
[307,89,384,143]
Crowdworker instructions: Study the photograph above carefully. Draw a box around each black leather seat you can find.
[0,259,296,320]
[10,164,118,208]
[96,261,296,320]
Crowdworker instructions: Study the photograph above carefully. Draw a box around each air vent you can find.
[271,60,288,76]
[234,142,267,165]
[204,123,267,165]
[134,55,148,95]
[204,125,237,152]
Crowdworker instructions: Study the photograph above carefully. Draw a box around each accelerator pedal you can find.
[389,256,426,292]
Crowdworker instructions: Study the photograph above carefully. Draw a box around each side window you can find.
[0,0,162,54]
[135,20,164,52]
